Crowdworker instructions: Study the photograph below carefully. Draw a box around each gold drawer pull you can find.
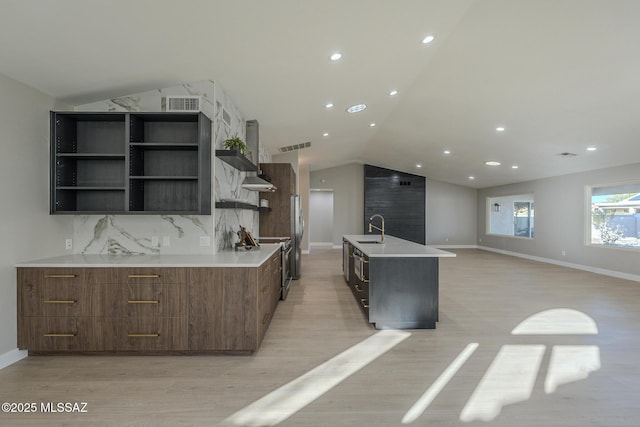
[360,298,369,309]
[43,333,76,337]
[127,333,160,337]
[262,313,270,324]
[44,274,77,278]
[127,274,160,278]
[127,300,160,304]
[354,284,363,292]
[44,300,77,304]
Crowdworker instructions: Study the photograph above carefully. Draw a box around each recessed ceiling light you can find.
[587,147,597,151]
[468,176,475,180]
[485,161,501,166]
[389,90,398,96]
[496,127,505,132]
[511,165,519,169]
[322,132,329,137]
[416,164,422,168]
[369,123,376,127]
[422,35,435,44]
[324,103,334,109]
[443,150,451,155]
[346,104,367,113]
[330,52,342,61]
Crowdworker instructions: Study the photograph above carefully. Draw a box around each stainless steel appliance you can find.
[291,194,304,279]
[258,237,292,300]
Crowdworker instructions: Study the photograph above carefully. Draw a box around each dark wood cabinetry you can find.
[17,251,281,353]
[50,112,211,214]
[259,163,296,236]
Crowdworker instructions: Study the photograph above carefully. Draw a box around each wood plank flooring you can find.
[1,249,639,426]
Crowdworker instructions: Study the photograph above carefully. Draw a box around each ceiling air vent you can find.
[557,152,578,157]
[279,141,312,153]
[166,96,200,112]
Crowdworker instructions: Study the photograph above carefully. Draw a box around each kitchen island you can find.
[16,245,282,354]
[343,235,455,329]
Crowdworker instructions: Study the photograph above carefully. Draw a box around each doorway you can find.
[309,189,334,250]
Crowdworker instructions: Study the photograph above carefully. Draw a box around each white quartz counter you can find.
[343,235,456,258]
[15,244,281,268]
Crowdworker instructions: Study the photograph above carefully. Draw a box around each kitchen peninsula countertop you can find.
[16,244,281,268]
[343,235,456,258]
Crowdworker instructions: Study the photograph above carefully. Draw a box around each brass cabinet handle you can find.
[262,313,270,324]
[360,298,369,309]
[44,274,78,278]
[43,333,76,337]
[354,284,363,292]
[127,274,160,278]
[127,300,160,304]
[127,333,160,337]
[44,300,77,304]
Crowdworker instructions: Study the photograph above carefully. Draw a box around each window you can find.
[487,194,535,238]
[588,182,640,249]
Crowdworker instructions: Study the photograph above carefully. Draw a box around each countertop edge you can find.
[343,235,456,258]
[15,245,281,268]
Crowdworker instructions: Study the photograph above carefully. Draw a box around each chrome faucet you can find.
[368,214,385,242]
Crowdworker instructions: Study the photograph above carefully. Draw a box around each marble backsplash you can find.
[73,80,269,255]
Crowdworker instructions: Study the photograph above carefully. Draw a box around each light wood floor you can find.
[1,249,639,426]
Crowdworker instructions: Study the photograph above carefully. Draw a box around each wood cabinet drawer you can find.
[19,269,91,317]
[116,268,187,284]
[115,283,187,318]
[118,318,187,351]
[19,317,109,351]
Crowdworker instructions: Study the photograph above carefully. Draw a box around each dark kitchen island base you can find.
[343,234,455,329]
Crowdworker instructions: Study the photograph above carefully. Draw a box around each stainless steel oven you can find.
[259,237,293,300]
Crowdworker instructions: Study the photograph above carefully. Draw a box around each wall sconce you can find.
[493,203,501,212]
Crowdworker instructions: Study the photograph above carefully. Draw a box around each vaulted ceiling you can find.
[1,0,639,188]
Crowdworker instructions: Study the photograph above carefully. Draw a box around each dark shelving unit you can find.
[51,111,211,214]
[215,201,259,210]
[215,149,257,171]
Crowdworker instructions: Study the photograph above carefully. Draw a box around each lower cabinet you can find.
[17,251,281,353]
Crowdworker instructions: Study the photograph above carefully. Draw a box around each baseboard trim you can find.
[302,250,310,255]
[478,246,640,283]
[0,348,28,370]
[310,242,334,247]
[430,244,479,249]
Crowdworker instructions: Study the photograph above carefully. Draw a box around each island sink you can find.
[357,240,383,244]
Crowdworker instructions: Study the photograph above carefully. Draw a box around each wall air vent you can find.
[166,96,200,112]
[557,152,578,157]
[279,141,312,153]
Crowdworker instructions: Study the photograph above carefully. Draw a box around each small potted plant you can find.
[223,136,248,156]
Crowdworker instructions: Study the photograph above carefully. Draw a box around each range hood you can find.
[242,175,277,192]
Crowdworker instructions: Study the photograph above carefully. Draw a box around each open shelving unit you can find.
[50,112,211,214]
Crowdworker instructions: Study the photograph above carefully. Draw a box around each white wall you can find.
[310,163,364,246]
[309,191,334,244]
[425,179,478,245]
[478,162,640,277]
[0,74,73,357]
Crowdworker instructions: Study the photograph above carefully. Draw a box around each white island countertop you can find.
[15,244,281,268]
[343,235,456,258]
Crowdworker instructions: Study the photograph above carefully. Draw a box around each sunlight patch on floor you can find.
[459,345,545,422]
[511,308,598,335]
[402,343,479,424]
[219,330,411,427]
[545,345,601,394]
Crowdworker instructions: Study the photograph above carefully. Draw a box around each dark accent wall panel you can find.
[364,165,425,245]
